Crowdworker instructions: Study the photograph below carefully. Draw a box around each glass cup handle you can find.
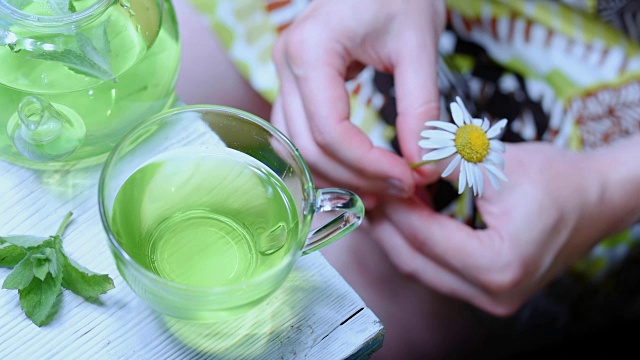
[302,188,365,255]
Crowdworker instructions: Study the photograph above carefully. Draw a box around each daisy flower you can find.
[418,96,508,197]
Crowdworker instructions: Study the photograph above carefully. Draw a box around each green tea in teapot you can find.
[0,0,180,168]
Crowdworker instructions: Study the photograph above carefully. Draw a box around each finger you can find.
[359,194,379,210]
[392,21,443,183]
[270,97,291,138]
[273,98,378,209]
[369,208,499,312]
[272,89,348,191]
[308,168,379,209]
[273,36,340,176]
[283,33,415,195]
[274,35,412,196]
[379,197,507,289]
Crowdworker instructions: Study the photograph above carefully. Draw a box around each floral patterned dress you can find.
[188,0,640,339]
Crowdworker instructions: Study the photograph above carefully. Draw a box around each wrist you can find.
[583,135,640,234]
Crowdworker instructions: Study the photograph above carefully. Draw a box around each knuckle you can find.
[294,139,318,160]
[274,27,310,71]
[283,23,308,49]
[393,260,421,280]
[476,259,527,296]
[312,129,334,149]
[396,97,440,122]
[282,25,319,73]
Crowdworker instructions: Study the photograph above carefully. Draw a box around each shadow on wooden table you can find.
[158,266,324,359]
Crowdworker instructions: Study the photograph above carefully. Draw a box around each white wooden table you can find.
[0,158,384,359]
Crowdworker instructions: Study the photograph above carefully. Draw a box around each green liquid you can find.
[0,0,180,167]
[110,147,300,288]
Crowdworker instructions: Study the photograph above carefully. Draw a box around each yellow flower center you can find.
[454,124,490,163]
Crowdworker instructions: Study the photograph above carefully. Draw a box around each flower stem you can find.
[410,160,436,169]
[56,211,73,236]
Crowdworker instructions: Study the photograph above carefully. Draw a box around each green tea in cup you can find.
[99,106,364,321]
[110,147,298,288]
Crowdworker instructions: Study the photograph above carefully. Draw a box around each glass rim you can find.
[98,104,316,294]
[0,0,114,31]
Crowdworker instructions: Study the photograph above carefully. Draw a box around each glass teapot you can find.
[0,0,180,168]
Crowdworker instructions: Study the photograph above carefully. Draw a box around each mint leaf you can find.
[31,247,57,280]
[1,212,115,326]
[60,254,114,299]
[3,255,34,290]
[77,27,111,69]
[90,18,111,62]
[19,272,63,326]
[11,238,62,326]
[0,243,27,267]
[32,260,49,281]
[28,48,114,81]
[47,0,72,15]
[0,235,50,248]
[15,15,113,81]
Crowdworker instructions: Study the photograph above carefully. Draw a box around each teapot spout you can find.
[8,96,86,162]
[18,96,47,132]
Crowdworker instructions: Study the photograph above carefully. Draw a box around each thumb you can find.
[390,28,443,186]
[412,152,456,187]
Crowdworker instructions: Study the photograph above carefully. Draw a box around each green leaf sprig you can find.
[27,22,115,81]
[0,212,115,326]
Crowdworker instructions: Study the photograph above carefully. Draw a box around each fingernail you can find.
[387,178,411,197]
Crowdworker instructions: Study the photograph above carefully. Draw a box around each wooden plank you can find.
[309,307,385,360]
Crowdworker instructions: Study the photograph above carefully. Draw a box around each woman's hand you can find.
[368,140,640,315]
[271,0,446,202]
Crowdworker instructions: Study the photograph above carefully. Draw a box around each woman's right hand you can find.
[271,0,446,203]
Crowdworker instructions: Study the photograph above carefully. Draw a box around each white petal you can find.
[486,119,508,139]
[450,102,464,127]
[419,138,455,149]
[458,160,467,194]
[490,139,506,152]
[465,162,476,195]
[455,96,472,124]
[484,163,508,182]
[465,161,475,194]
[420,129,456,140]
[485,152,505,169]
[473,164,484,197]
[481,118,490,131]
[483,164,502,190]
[471,118,483,127]
[441,154,461,177]
[424,120,459,133]
[422,146,457,161]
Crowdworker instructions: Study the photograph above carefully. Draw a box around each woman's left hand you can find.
[368,140,640,315]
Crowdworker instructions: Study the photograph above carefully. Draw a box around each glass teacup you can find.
[98,105,364,321]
